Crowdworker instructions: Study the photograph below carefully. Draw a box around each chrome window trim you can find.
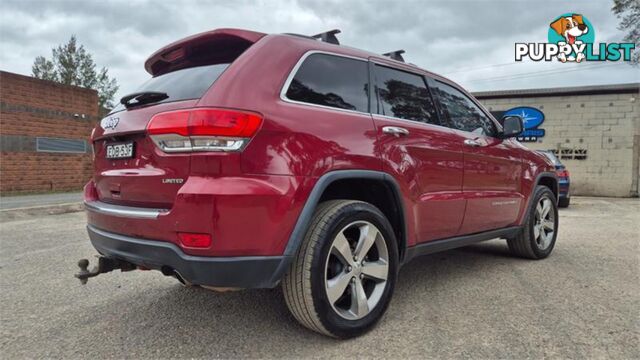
[279,50,371,116]
[85,200,168,219]
[279,50,471,134]
[372,113,454,132]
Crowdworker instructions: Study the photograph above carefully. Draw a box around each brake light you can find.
[147,108,263,152]
[83,181,98,202]
[556,169,570,178]
[162,47,185,62]
[178,232,212,248]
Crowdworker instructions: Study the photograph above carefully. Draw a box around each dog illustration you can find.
[550,14,589,62]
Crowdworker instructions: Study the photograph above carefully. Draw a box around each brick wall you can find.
[0,71,99,194]
[476,85,639,197]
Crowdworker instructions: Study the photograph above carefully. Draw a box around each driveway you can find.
[0,192,82,210]
[0,197,638,358]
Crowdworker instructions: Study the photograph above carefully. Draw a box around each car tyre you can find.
[507,186,558,259]
[282,200,398,338]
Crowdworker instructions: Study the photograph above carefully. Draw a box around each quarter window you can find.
[431,81,497,136]
[285,54,369,112]
[374,65,438,125]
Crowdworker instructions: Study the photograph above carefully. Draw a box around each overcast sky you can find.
[1,0,638,101]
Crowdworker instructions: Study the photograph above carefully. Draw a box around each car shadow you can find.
[67,239,523,356]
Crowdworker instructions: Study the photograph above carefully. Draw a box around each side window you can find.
[374,65,438,125]
[431,81,497,136]
[285,54,369,112]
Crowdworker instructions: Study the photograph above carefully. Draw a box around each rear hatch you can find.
[92,29,265,208]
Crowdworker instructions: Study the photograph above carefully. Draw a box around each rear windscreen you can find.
[112,63,229,112]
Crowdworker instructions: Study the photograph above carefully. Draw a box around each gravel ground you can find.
[1,197,638,358]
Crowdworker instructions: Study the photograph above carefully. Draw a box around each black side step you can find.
[403,226,521,264]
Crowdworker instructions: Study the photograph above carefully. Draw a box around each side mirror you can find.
[501,116,524,139]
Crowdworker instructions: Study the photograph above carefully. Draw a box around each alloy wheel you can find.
[324,221,389,320]
[534,197,555,250]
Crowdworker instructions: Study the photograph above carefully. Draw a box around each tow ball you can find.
[74,257,136,284]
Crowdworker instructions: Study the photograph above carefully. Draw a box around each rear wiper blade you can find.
[120,91,169,108]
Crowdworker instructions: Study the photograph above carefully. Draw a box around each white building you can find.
[475,83,639,197]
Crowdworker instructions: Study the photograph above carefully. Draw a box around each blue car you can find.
[538,150,571,208]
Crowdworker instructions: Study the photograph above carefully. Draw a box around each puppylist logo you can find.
[516,13,635,63]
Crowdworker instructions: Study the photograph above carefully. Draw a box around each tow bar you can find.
[74,257,137,284]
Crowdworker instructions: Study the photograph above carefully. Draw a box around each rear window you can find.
[374,65,438,125]
[112,64,228,112]
[285,54,369,113]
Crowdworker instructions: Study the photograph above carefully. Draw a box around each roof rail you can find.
[311,29,341,45]
[284,33,316,41]
[383,50,405,62]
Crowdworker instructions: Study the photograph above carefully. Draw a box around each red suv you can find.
[79,28,559,338]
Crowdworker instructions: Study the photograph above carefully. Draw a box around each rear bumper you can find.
[87,225,289,288]
[84,175,312,257]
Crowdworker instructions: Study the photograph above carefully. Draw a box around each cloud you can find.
[0,0,637,103]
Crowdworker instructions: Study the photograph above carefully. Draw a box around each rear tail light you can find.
[147,108,263,152]
[556,169,570,178]
[83,180,99,202]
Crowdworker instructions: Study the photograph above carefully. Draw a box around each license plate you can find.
[106,142,134,159]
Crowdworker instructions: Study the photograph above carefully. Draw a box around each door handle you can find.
[464,139,482,147]
[382,126,409,136]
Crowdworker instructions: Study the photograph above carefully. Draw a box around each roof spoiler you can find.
[144,28,266,76]
[383,50,405,62]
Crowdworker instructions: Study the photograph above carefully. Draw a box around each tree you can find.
[32,36,119,109]
[32,56,57,81]
[613,0,640,65]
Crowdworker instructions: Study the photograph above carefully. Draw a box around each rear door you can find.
[429,79,523,234]
[372,63,465,242]
[93,64,231,208]
[92,30,266,208]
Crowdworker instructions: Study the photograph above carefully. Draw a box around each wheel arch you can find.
[520,171,559,226]
[538,174,559,200]
[270,170,407,284]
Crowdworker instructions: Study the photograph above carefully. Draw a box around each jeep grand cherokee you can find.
[77,28,559,338]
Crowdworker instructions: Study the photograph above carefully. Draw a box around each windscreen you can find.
[112,63,229,112]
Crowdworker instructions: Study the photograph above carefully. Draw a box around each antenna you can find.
[311,29,341,45]
[383,50,405,62]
